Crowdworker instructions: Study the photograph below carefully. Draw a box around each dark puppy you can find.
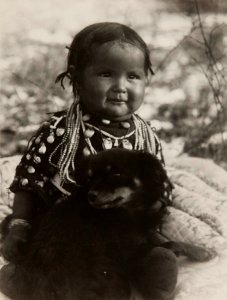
[0,149,214,300]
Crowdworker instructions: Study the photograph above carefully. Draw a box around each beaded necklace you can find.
[52,101,158,185]
[82,122,135,151]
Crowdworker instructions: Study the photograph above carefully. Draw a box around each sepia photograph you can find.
[0,0,227,299]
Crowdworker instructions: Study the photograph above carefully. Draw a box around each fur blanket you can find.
[0,155,227,300]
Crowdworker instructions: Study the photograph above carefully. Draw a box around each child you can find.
[1,22,170,262]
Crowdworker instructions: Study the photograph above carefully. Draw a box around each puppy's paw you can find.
[187,245,216,262]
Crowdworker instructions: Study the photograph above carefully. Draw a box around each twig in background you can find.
[188,0,226,154]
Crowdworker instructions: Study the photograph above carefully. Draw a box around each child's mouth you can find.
[108,99,126,103]
[108,96,127,103]
[107,93,128,102]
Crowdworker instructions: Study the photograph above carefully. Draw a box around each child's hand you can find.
[1,224,31,262]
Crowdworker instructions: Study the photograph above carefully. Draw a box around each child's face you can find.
[79,42,147,121]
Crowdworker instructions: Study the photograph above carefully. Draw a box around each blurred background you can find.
[0,0,227,169]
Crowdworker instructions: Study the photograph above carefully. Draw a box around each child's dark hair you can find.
[55,22,154,95]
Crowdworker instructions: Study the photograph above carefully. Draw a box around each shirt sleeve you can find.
[153,132,166,166]
[145,120,165,165]
[9,112,67,207]
[146,122,174,206]
[155,134,174,206]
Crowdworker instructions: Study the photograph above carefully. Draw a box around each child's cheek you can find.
[92,78,109,92]
[132,84,145,100]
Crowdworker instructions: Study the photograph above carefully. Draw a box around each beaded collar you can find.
[50,101,157,185]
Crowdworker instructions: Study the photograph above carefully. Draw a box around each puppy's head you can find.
[77,149,172,211]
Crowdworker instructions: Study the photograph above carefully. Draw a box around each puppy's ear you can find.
[138,152,166,183]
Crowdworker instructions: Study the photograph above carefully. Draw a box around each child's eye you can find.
[98,72,111,78]
[128,74,140,80]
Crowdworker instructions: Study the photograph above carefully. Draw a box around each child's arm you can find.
[1,191,36,262]
[12,191,37,221]
[1,111,70,262]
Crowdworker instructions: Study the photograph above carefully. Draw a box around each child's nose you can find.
[113,77,127,93]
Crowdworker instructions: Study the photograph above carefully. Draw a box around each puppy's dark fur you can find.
[0,149,214,300]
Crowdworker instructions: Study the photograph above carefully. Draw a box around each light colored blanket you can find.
[165,156,227,300]
[0,155,227,300]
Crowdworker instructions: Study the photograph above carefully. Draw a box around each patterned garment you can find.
[9,108,165,210]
